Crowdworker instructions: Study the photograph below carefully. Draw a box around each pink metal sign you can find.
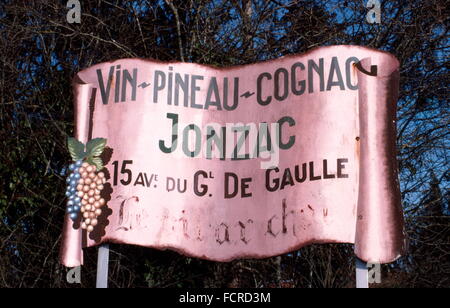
[60,45,406,267]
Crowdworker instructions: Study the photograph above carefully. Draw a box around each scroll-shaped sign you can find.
[60,45,406,267]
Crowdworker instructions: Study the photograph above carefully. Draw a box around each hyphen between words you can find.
[95,56,359,168]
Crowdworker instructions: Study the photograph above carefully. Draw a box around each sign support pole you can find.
[96,244,110,288]
[355,258,369,288]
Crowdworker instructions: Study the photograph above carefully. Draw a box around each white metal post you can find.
[96,244,110,288]
[356,258,369,288]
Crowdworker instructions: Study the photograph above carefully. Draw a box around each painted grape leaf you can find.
[86,156,104,171]
[86,138,107,157]
[68,137,86,161]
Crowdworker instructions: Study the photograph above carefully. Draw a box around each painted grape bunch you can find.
[66,137,108,233]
